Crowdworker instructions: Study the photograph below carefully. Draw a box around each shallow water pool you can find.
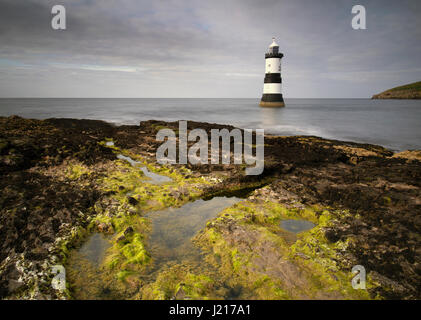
[116,154,172,184]
[66,196,242,299]
[280,219,315,234]
[146,197,241,268]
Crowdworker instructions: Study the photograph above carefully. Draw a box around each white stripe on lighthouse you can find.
[263,83,282,94]
[265,58,281,74]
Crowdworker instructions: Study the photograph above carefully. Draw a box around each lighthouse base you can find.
[259,101,285,108]
[259,94,285,108]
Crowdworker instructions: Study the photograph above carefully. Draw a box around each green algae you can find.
[139,264,219,300]
[63,141,222,299]
[66,248,133,300]
[66,197,238,300]
[86,200,152,279]
[288,209,372,299]
[65,163,92,180]
[63,139,377,300]
[99,141,210,210]
[58,225,92,265]
[194,200,376,299]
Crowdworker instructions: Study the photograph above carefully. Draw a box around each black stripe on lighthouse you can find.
[261,94,284,102]
[264,74,282,83]
[265,53,284,59]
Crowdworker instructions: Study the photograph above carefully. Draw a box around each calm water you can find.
[1,98,420,151]
[76,233,111,267]
[68,197,241,299]
[145,196,241,269]
[116,153,173,184]
[280,219,315,234]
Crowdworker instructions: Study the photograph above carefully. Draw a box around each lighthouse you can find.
[259,38,285,107]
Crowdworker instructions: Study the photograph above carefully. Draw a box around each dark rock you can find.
[116,235,126,243]
[0,116,420,300]
[124,226,134,236]
[8,279,25,293]
[324,228,340,243]
[127,196,138,206]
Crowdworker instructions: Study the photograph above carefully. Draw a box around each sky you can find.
[0,0,420,98]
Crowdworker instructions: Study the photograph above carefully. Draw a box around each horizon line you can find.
[0,97,372,99]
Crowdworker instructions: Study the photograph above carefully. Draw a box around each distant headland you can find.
[372,81,421,99]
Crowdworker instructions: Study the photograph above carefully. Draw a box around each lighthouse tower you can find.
[259,38,285,107]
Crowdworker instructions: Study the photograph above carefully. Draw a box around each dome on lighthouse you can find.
[267,37,280,55]
[269,37,279,48]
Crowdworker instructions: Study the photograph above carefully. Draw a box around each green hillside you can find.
[372,81,421,99]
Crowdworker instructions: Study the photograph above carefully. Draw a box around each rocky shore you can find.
[0,115,420,300]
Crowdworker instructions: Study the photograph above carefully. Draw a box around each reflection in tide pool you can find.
[280,219,315,234]
[77,233,111,267]
[66,196,242,299]
[105,141,172,184]
[146,197,241,269]
[66,233,125,300]
[116,154,172,184]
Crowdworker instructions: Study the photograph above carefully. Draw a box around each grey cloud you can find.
[0,0,420,98]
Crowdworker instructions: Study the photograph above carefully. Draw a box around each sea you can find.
[0,98,420,151]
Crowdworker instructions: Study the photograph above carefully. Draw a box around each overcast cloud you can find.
[0,0,420,98]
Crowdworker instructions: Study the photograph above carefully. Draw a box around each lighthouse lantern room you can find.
[259,37,285,107]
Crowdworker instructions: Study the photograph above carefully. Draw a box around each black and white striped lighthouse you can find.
[259,38,285,108]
